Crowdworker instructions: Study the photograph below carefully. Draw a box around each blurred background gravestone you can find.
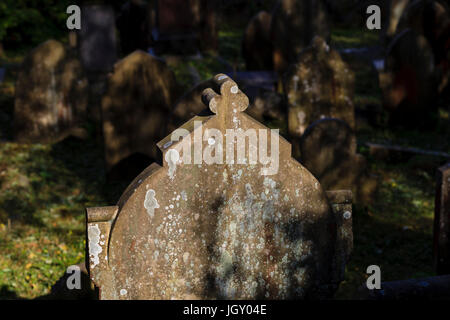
[394,0,450,99]
[102,50,180,181]
[79,4,119,140]
[14,40,88,143]
[79,5,117,73]
[154,0,218,55]
[86,74,353,300]
[379,29,438,129]
[271,0,330,76]
[242,11,273,70]
[299,118,376,203]
[284,37,355,158]
[381,0,412,46]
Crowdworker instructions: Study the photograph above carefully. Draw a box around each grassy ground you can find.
[0,24,449,299]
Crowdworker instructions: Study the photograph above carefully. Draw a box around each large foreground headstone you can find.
[169,79,216,131]
[79,5,117,73]
[102,50,179,171]
[271,0,330,75]
[14,40,88,143]
[87,74,353,299]
[284,37,355,140]
[299,118,376,203]
[379,29,438,128]
[434,162,450,275]
[242,11,273,71]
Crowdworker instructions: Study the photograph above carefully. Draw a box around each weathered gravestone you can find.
[271,0,330,76]
[242,11,273,71]
[379,28,438,128]
[14,40,88,143]
[381,0,412,45]
[395,0,450,96]
[434,162,450,275]
[87,74,353,299]
[101,50,179,176]
[79,5,117,73]
[395,0,448,37]
[198,0,219,53]
[155,0,218,54]
[284,37,355,142]
[299,118,376,203]
[117,0,153,55]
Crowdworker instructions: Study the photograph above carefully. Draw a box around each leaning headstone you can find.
[79,5,117,73]
[242,11,273,70]
[117,0,153,55]
[14,40,88,143]
[86,74,353,299]
[102,50,179,173]
[379,29,438,128]
[271,0,330,75]
[299,118,376,203]
[434,162,450,275]
[284,37,355,140]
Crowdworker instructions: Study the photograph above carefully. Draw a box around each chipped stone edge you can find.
[326,190,353,285]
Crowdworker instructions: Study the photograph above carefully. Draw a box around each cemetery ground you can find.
[0,26,449,300]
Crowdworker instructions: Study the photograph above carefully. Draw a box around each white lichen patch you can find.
[88,224,102,269]
[144,189,160,219]
[165,149,180,179]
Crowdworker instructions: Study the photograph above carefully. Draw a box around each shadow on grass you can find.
[0,285,26,300]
